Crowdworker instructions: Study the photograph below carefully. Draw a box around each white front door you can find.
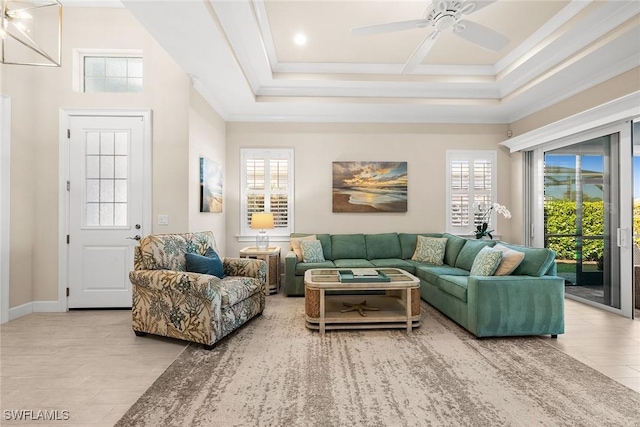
[67,115,145,308]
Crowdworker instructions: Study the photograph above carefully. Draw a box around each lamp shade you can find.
[251,212,274,230]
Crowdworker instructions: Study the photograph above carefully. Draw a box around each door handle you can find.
[127,235,141,241]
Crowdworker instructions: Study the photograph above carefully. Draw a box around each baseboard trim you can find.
[9,302,32,321]
[9,300,65,321]
[33,300,65,313]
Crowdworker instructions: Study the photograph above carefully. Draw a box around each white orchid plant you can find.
[473,202,511,239]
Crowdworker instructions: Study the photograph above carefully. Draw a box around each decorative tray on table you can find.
[338,268,391,283]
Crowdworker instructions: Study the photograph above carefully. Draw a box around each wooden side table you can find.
[239,246,281,295]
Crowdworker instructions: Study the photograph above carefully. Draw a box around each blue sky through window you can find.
[546,155,640,199]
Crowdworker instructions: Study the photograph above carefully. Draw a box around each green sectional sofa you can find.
[285,232,564,338]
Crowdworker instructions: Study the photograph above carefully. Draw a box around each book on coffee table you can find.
[351,268,380,277]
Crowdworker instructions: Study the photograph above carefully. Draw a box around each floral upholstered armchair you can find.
[129,231,267,350]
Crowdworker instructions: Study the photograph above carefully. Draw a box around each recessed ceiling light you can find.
[293,32,307,46]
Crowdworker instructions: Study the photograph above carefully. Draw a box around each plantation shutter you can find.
[446,151,497,234]
[473,159,493,228]
[269,159,289,230]
[241,149,294,236]
[450,160,470,227]
[245,158,266,229]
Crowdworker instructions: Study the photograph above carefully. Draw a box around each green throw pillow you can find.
[300,239,326,263]
[411,236,448,265]
[185,248,225,279]
[469,247,502,276]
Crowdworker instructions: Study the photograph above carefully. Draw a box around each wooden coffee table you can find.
[304,268,421,334]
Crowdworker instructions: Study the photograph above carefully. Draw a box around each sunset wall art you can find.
[332,161,407,213]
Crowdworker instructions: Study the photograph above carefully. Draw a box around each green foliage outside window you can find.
[545,200,604,261]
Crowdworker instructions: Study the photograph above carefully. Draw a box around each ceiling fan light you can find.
[436,0,447,13]
[435,15,456,31]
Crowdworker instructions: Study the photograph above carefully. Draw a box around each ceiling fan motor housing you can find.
[425,0,476,31]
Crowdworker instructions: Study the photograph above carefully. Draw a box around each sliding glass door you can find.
[538,123,633,317]
[544,136,620,308]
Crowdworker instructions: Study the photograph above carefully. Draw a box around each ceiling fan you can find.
[350,0,509,73]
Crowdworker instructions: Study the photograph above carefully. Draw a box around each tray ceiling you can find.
[118,0,639,123]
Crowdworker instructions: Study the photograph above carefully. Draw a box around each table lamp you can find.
[251,212,274,250]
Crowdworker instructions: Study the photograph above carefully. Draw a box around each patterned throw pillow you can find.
[300,239,326,263]
[290,235,317,261]
[470,247,503,276]
[493,244,526,276]
[411,236,448,265]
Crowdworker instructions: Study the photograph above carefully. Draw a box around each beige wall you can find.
[225,122,512,257]
[2,66,37,306]
[188,86,227,255]
[510,67,640,137]
[509,151,525,245]
[2,8,192,307]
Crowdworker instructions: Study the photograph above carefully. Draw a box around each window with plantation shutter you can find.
[446,151,497,235]
[241,149,294,238]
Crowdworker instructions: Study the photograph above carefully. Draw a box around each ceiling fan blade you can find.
[466,0,498,14]
[402,31,439,74]
[351,19,429,36]
[455,20,509,51]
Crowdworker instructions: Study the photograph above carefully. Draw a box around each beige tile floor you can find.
[0,310,187,426]
[0,297,638,426]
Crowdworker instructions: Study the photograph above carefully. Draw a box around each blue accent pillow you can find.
[185,248,224,279]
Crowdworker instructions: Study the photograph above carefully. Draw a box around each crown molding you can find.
[494,0,591,74]
[500,91,640,153]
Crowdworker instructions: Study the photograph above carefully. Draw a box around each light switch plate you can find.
[158,214,169,226]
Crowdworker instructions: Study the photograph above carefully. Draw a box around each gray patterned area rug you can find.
[116,296,640,427]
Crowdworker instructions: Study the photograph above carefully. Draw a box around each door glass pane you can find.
[544,135,620,309]
[84,130,129,228]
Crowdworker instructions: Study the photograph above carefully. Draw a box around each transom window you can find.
[72,49,143,94]
[83,56,143,93]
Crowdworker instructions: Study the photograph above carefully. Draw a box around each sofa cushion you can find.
[436,275,469,302]
[412,236,447,265]
[333,259,375,268]
[185,248,224,279]
[416,265,469,285]
[470,247,502,276]
[139,231,218,271]
[217,276,263,309]
[295,261,336,275]
[370,258,415,273]
[493,244,526,276]
[301,239,326,263]
[499,243,556,277]
[290,234,317,261]
[365,233,401,259]
[399,233,443,259]
[331,234,367,260]
[455,239,497,271]
[442,233,467,267]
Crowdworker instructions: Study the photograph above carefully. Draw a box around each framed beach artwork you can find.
[332,161,408,213]
[199,157,223,213]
